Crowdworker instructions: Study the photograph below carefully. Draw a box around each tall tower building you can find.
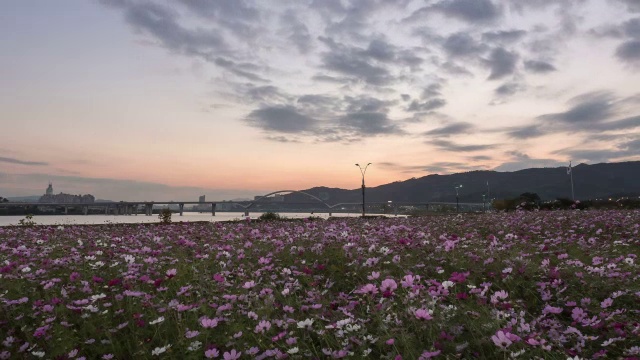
[46,183,53,196]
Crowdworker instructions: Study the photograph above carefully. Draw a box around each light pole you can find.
[355,163,371,217]
[454,184,463,213]
[482,194,486,212]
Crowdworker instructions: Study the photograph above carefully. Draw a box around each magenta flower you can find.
[165,268,177,278]
[205,348,219,358]
[414,309,433,320]
[601,298,613,308]
[223,349,241,360]
[491,331,512,349]
[200,317,219,328]
[381,279,398,293]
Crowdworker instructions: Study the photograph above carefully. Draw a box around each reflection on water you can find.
[0,212,394,226]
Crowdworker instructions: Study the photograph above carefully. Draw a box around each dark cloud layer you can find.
[431,139,494,152]
[524,60,557,73]
[486,48,518,80]
[0,156,48,166]
[423,122,474,137]
[98,0,640,161]
[433,0,501,23]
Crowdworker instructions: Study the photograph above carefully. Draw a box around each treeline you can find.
[492,193,640,211]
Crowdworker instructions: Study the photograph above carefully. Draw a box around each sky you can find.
[1,0,640,201]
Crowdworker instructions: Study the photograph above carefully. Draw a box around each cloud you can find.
[615,40,640,65]
[555,137,640,162]
[442,33,485,57]
[423,122,474,137]
[485,48,518,80]
[432,0,501,23]
[319,37,395,85]
[246,106,317,133]
[524,60,557,73]
[280,10,313,54]
[494,151,565,171]
[338,112,403,135]
[505,125,546,139]
[482,30,527,44]
[102,0,228,57]
[494,82,525,97]
[177,0,260,38]
[0,156,48,166]
[430,139,494,152]
[407,99,447,112]
[614,0,640,13]
[538,91,616,125]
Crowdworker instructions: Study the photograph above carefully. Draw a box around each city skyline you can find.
[2,0,640,201]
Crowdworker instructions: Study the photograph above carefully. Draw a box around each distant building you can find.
[38,183,95,204]
[199,195,206,203]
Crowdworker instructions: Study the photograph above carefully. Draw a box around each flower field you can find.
[1,211,639,359]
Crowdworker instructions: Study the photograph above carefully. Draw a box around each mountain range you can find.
[284,161,640,204]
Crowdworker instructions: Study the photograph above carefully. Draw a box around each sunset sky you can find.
[2,0,640,201]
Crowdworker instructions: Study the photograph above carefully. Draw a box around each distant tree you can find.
[0,197,8,203]
[519,193,541,204]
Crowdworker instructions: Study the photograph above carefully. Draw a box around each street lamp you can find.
[482,194,486,212]
[355,163,371,217]
[454,184,463,213]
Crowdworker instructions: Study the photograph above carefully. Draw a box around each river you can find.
[0,212,395,226]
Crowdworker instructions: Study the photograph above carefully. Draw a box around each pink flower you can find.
[386,338,395,345]
[200,317,218,328]
[358,284,378,295]
[414,309,433,320]
[243,281,256,289]
[601,298,613,308]
[491,331,512,349]
[381,279,398,293]
[165,269,177,278]
[223,349,241,360]
[419,350,441,359]
[185,330,199,338]
[205,348,219,358]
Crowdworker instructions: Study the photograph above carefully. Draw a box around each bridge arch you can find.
[246,190,331,209]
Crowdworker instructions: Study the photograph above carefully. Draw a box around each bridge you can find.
[0,190,488,216]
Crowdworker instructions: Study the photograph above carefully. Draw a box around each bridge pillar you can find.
[329,212,332,217]
[145,203,153,216]
[211,203,216,216]
[83,206,88,215]
[64,206,68,215]
[244,210,249,217]
[179,203,184,216]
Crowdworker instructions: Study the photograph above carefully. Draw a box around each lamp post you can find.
[355,163,371,217]
[482,194,486,212]
[454,184,463,213]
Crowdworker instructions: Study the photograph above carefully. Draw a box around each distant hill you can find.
[284,161,640,204]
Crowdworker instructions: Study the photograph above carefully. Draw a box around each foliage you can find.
[0,211,638,359]
[17,214,36,226]
[158,208,172,224]
[492,193,542,211]
[258,211,282,221]
[0,196,8,203]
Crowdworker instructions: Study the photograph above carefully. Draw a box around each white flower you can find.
[151,345,171,356]
[187,341,202,351]
[150,316,165,325]
[31,351,45,358]
[287,347,299,354]
[441,281,455,289]
[22,267,31,273]
[297,318,314,328]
